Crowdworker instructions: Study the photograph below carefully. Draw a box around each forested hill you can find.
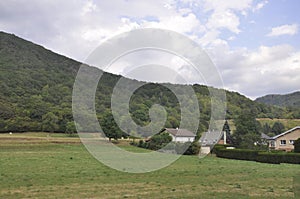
[255,91,300,108]
[0,31,298,134]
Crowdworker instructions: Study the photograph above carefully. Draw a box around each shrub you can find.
[214,147,300,164]
[215,148,258,161]
[294,138,300,153]
[174,141,200,155]
[256,152,300,164]
[184,141,200,155]
[256,152,282,164]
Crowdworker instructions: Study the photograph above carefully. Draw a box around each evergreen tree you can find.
[294,138,300,153]
[233,110,261,149]
[262,123,272,136]
[271,122,285,135]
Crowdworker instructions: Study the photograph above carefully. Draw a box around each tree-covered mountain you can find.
[256,91,300,108]
[0,31,299,135]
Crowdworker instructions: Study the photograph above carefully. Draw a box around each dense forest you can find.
[256,91,300,108]
[0,31,299,136]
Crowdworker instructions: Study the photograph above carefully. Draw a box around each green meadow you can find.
[0,133,299,198]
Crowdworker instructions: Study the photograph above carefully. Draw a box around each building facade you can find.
[163,128,196,143]
[269,126,300,151]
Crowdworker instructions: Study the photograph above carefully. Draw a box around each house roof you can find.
[272,126,300,140]
[164,128,196,137]
[261,133,272,140]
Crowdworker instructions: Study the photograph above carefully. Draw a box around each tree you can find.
[222,120,232,144]
[271,122,285,135]
[146,132,172,150]
[222,120,231,134]
[100,111,123,141]
[233,110,261,149]
[262,123,272,136]
[183,141,200,155]
[294,138,300,153]
[65,121,77,136]
[42,112,59,132]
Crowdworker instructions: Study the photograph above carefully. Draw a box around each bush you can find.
[294,138,300,153]
[174,141,200,155]
[256,152,282,164]
[214,146,300,164]
[134,138,200,155]
[215,148,258,161]
[257,152,300,164]
[184,141,200,155]
[212,144,234,154]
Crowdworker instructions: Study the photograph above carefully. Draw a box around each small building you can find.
[269,126,300,152]
[163,128,196,143]
[199,130,223,146]
[199,130,223,154]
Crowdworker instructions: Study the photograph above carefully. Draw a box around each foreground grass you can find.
[0,133,299,198]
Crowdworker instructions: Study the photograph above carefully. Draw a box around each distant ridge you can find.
[255,91,300,108]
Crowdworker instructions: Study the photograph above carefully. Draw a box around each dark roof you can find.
[164,128,196,137]
[261,133,272,140]
[272,126,300,140]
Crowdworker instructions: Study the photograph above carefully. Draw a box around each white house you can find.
[163,128,196,143]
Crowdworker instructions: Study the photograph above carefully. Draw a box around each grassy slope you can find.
[0,133,299,198]
[257,118,300,131]
[225,118,300,133]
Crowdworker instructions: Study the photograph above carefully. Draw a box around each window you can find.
[289,140,295,145]
[280,140,286,145]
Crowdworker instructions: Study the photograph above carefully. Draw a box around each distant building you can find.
[199,130,223,154]
[269,126,300,152]
[199,130,223,146]
[163,128,196,143]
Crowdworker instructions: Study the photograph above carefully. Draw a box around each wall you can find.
[173,136,194,143]
[274,129,300,151]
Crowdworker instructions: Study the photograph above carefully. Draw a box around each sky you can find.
[0,0,299,99]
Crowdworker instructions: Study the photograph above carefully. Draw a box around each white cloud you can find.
[81,0,97,16]
[267,24,298,37]
[208,43,300,98]
[253,0,268,12]
[200,0,255,36]
[206,10,241,34]
[198,30,220,47]
[142,13,204,34]
[0,0,298,98]
[202,0,253,12]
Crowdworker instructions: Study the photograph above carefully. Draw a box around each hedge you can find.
[256,152,300,164]
[213,145,300,164]
[214,148,258,161]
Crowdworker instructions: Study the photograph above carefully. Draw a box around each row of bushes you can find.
[256,152,300,164]
[131,140,200,155]
[214,145,300,164]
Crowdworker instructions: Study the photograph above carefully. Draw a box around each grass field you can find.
[0,133,299,198]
